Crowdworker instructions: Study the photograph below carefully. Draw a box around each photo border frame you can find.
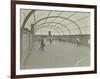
[11,0,97,79]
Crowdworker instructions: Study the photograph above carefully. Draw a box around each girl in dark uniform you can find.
[40,38,45,51]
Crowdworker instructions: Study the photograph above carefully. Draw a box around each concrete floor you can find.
[21,40,90,70]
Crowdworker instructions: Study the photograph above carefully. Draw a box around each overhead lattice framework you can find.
[20,9,90,35]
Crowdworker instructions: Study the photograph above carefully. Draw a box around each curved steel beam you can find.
[32,16,81,34]
[43,10,52,24]
[34,22,71,35]
[21,10,35,29]
[35,27,61,35]
[22,11,81,34]
[35,25,65,35]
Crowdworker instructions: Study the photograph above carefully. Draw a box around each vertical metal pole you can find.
[31,24,34,35]
[31,24,35,48]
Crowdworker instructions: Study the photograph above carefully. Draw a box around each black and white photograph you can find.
[20,9,91,69]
